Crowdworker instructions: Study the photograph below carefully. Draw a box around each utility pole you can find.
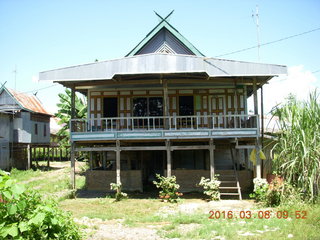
[252,5,261,62]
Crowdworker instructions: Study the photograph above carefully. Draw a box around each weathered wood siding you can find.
[0,90,20,111]
[86,170,143,192]
[87,87,246,121]
[0,113,12,142]
[0,140,10,170]
[136,28,195,55]
[165,169,252,192]
[12,112,50,144]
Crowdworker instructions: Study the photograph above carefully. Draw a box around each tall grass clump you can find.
[272,90,320,202]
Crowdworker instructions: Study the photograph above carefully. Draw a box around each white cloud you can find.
[32,75,39,83]
[248,65,318,114]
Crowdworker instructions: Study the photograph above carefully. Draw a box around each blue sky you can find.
[0,0,319,114]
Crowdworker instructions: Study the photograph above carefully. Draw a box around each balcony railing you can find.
[70,114,259,133]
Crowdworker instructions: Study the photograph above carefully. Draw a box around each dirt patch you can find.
[79,200,257,240]
[75,217,166,240]
[157,200,256,216]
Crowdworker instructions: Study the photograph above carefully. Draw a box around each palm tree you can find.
[55,88,87,146]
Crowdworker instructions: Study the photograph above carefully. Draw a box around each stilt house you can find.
[0,86,51,169]
[39,13,287,198]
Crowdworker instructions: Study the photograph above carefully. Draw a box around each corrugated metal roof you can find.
[39,53,287,82]
[50,117,63,135]
[6,88,52,116]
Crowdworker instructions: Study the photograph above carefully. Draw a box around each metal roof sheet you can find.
[39,53,287,82]
[0,87,52,116]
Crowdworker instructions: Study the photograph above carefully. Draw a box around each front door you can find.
[209,95,226,127]
[103,97,118,130]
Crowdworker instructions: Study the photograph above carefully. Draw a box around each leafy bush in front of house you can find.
[266,176,284,206]
[153,174,182,203]
[250,178,269,203]
[0,170,81,240]
[199,176,221,201]
[110,183,128,201]
[250,177,285,207]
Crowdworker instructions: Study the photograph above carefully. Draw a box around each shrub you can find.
[198,176,221,201]
[280,182,303,205]
[153,174,182,203]
[0,170,81,239]
[250,178,269,202]
[266,176,284,207]
[110,183,128,201]
[250,177,285,207]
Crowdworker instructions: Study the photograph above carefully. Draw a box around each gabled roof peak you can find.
[125,11,205,57]
[0,85,52,116]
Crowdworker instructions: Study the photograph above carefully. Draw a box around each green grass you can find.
[60,197,320,240]
[156,203,320,239]
[10,168,44,182]
[8,160,320,239]
[10,161,86,200]
[59,198,164,223]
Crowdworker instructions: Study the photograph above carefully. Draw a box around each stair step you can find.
[220,193,240,196]
[219,187,239,189]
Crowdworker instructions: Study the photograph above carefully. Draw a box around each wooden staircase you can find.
[216,145,242,200]
[217,171,242,200]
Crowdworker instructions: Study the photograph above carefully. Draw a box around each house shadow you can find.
[75,189,159,199]
[31,165,65,172]
[74,189,213,200]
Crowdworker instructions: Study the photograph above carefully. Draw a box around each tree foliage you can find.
[55,88,87,146]
[272,90,320,201]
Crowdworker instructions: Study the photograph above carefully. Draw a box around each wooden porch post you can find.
[255,141,261,178]
[260,86,264,149]
[166,140,171,177]
[70,143,75,189]
[27,144,31,170]
[209,139,215,179]
[102,152,107,170]
[260,85,264,176]
[59,148,62,162]
[116,140,121,184]
[47,146,50,167]
[253,78,261,178]
[70,85,76,189]
[163,78,170,129]
[89,151,93,170]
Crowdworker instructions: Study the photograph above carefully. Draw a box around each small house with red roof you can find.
[0,85,52,169]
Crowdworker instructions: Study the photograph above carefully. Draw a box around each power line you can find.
[215,27,320,58]
[24,84,59,94]
[0,83,58,96]
[0,83,59,108]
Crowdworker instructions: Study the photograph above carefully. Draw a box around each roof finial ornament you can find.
[154,10,174,23]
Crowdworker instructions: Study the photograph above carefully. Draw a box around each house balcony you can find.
[70,114,259,142]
